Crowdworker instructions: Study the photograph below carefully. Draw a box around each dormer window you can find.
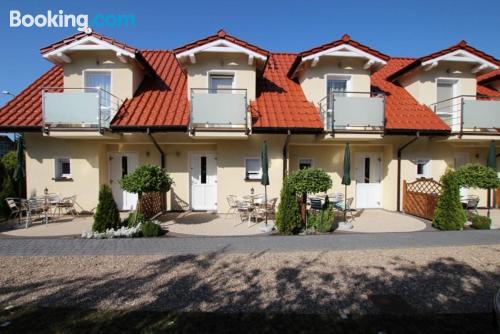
[209,74,234,94]
[326,75,349,110]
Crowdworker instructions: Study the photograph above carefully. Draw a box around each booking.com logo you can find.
[9,10,136,31]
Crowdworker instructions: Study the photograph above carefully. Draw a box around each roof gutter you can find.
[397,132,420,212]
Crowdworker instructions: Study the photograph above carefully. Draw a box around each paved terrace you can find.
[0,230,499,256]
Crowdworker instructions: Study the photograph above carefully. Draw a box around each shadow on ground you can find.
[0,249,499,332]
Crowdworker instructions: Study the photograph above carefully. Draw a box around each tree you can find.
[276,178,301,234]
[432,170,466,230]
[120,165,173,214]
[455,163,500,189]
[287,168,332,225]
[93,185,121,232]
[0,160,16,217]
[1,151,16,174]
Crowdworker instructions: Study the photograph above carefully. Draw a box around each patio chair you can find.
[235,201,255,227]
[5,198,22,221]
[255,197,278,222]
[334,197,356,222]
[54,195,78,218]
[462,196,479,216]
[226,195,240,217]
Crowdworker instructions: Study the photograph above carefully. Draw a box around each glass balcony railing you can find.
[430,95,500,133]
[42,87,122,132]
[319,91,385,132]
[190,88,248,131]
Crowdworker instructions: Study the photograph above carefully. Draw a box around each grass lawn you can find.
[0,304,498,334]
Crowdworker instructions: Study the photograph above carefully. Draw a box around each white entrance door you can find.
[109,152,138,211]
[190,153,217,211]
[355,153,382,209]
[436,81,459,131]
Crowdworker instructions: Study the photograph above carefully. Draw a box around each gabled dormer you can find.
[174,30,269,137]
[40,31,149,134]
[389,41,500,134]
[289,35,390,133]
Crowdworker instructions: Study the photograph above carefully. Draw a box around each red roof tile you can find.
[478,69,500,85]
[371,58,450,132]
[251,53,323,131]
[0,66,62,130]
[40,31,138,55]
[112,51,189,129]
[388,41,500,81]
[174,29,269,57]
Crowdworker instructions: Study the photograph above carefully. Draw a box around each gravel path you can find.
[1,245,499,315]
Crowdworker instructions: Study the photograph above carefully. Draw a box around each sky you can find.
[0,0,499,111]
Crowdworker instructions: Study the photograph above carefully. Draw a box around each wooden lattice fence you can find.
[403,178,442,220]
[139,192,165,218]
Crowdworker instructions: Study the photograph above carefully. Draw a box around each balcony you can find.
[190,88,248,137]
[430,95,500,134]
[42,87,122,133]
[319,91,385,133]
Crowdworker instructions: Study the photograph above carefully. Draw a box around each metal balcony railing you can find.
[190,88,248,131]
[42,87,122,133]
[429,95,500,134]
[318,91,385,132]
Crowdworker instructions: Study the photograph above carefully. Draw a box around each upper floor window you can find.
[85,71,112,108]
[209,74,234,94]
[326,75,349,110]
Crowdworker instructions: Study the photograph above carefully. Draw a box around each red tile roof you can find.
[372,58,450,132]
[40,31,138,55]
[174,29,269,57]
[0,66,62,130]
[112,51,189,129]
[251,53,323,131]
[387,41,500,81]
[478,69,500,85]
[288,34,390,77]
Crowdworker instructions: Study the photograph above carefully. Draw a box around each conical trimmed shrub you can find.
[432,170,466,230]
[93,185,121,232]
[276,178,301,234]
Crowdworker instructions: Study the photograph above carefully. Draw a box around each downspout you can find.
[283,129,291,179]
[397,132,420,212]
[147,128,166,211]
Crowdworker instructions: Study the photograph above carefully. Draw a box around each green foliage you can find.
[141,221,164,237]
[470,215,491,230]
[455,164,499,189]
[92,185,121,232]
[287,168,332,195]
[123,211,148,228]
[276,178,301,235]
[120,165,173,196]
[0,160,16,218]
[432,170,466,231]
[307,206,334,233]
[1,151,16,174]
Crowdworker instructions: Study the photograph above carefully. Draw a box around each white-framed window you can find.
[326,75,351,110]
[244,158,261,180]
[416,158,431,178]
[55,157,71,179]
[209,74,234,94]
[299,158,314,170]
[84,71,112,108]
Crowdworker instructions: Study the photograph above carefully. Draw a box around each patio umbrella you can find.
[261,141,270,226]
[12,134,25,198]
[341,143,351,223]
[487,140,496,217]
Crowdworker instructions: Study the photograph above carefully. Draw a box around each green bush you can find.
[92,185,121,232]
[470,215,491,230]
[123,211,148,227]
[455,164,500,189]
[287,168,332,225]
[307,206,334,233]
[141,221,164,237]
[276,178,301,235]
[432,170,466,230]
